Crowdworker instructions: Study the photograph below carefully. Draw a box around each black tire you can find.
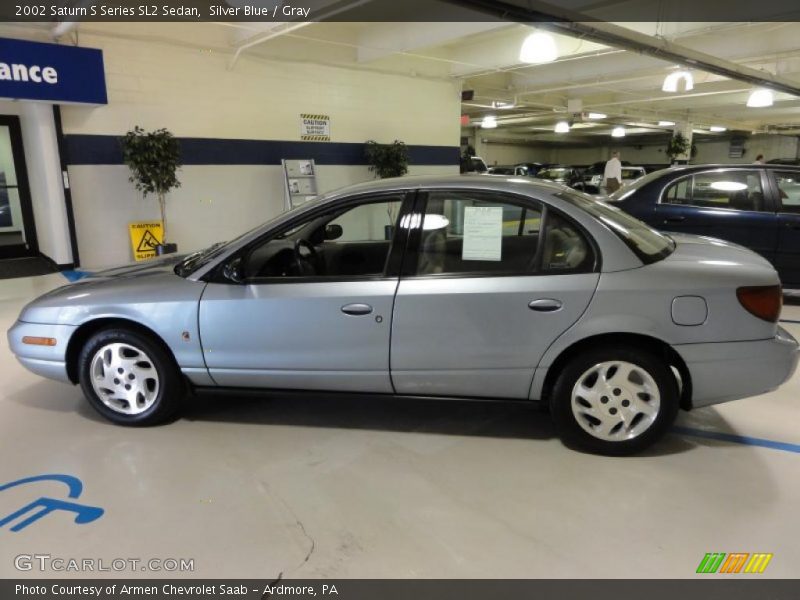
[78,328,185,426]
[549,345,679,455]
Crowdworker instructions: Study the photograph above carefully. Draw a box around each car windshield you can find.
[173,241,230,277]
[555,190,675,264]
[173,199,322,277]
[607,168,672,202]
[537,168,569,179]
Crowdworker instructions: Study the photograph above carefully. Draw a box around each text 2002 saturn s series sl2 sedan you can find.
[8,176,800,454]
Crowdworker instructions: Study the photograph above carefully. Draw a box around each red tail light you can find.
[736,285,782,323]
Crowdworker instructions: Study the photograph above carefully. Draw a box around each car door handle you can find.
[784,222,800,230]
[341,303,373,316]
[528,299,563,312]
[664,216,686,223]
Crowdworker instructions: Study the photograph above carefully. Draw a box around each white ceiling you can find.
[4,9,800,141]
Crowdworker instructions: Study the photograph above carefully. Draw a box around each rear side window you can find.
[556,190,674,265]
[662,171,765,211]
[410,191,594,277]
[773,171,800,213]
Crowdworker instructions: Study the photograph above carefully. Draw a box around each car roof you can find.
[320,174,567,200]
[660,163,800,172]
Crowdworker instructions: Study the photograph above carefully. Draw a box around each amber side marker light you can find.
[21,336,57,346]
[737,285,782,323]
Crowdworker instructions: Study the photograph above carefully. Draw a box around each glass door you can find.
[0,115,37,259]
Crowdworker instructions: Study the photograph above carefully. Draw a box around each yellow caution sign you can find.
[128,221,163,261]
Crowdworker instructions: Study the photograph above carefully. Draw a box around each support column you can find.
[19,102,73,266]
[672,121,694,165]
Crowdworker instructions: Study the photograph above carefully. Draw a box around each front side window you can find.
[662,171,765,211]
[774,171,800,213]
[239,195,404,281]
[412,191,593,276]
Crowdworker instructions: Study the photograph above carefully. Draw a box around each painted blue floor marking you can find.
[61,270,92,282]
[672,426,800,454]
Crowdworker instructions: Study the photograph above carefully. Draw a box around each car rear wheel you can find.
[549,345,679,455]
[78,328,184,426]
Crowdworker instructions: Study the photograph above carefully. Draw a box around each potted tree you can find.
[364,139,409,239]
[121,126,182,255]
[666,132,697,165]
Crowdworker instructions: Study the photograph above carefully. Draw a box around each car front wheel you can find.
[78,328,184,426]
[549,345,679,455]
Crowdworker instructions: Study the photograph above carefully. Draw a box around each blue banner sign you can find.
[0,37,107,104]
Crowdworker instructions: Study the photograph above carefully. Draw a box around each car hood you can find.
[86,254,188,280]
[18,255,205,326]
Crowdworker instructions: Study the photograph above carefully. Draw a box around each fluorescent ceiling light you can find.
[662,70,694,93]
[588,112,607,119]
[400,213,450,230]
[658,120,675,127]
[481,115,497,129]
[492,100,516,109]
[747,88,774,108]
[709,126,727,132]
[519,31,558,64]
[710,181,747,192]
[611,126,626,137]
[554,121,570,133]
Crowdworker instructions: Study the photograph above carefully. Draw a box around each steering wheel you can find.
[293,239,320,275]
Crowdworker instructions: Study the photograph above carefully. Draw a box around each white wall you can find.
[2,26,461,269]
[68,164,453,267]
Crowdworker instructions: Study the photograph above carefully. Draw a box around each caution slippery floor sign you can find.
[128,221,163,261]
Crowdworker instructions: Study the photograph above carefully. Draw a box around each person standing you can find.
[754,154,764,164]
[603,151,622,194]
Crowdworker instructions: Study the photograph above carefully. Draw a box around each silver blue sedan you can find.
[8,176,799,454]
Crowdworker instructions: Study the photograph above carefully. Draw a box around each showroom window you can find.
[410,191,592,276]
[240,195,404,281]
[662,170,765,211]
[773,171,800,213]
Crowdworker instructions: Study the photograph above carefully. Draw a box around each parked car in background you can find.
[575,164,646,194]
[534,165,583,187]
[766,158,800,166]
[8,175,798,455]
[514,162,550,177]
[460,155,488,174]
[486,165,520,175]
[606,164,800,286]
[641,163,671,174]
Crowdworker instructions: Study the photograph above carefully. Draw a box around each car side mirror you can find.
[223,257,244,284]
[324,224,343,240]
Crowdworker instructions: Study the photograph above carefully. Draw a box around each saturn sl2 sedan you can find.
[8,176,799,454]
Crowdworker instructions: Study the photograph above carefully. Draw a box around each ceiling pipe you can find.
[52,0,97,39]
[228,0,374,69]
[444,0,800,97]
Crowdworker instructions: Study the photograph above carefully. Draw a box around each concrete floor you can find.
[1,273,799,579]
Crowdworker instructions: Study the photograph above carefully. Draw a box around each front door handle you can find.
[784,222,800,230]
[528,299,563,312]
[664,216,686,224]
[341,303,373,316]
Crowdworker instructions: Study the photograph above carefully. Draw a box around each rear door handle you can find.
[664,216,686,224]
[341,303,373,316]
[784,222,800,230]
[528,299,563,312]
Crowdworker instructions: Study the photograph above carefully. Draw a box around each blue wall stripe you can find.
[63,134,460,167]
[672,425,800,453]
